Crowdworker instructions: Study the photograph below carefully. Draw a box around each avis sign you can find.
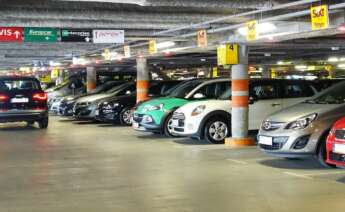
[93,30,124,44]
[0,27,23,42]
[310,5,329,31]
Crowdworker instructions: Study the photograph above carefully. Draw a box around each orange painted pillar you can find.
[225,45,255,147]
[136,57,150,103]
[86,66,97,93]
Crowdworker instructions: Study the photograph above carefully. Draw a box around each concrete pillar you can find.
[225,45,255,147]
[136,57,150,103]
[86,66,97,94]
[261,65,271,78]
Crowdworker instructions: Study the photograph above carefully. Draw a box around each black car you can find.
[0,76,48,128]
[58,81,126,116]
[95,81,180,125]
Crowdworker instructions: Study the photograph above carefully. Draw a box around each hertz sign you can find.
[310,5,329,31]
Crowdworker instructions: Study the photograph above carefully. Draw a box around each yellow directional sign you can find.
[310,5,329,30]
[197,29,207,48]
[148,39,157,54]
[124,44,131,58]
[51,68,59,79]
[246,20,258,41]
[217,43,239,66]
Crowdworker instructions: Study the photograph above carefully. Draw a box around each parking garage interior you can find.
[1,0,345,211]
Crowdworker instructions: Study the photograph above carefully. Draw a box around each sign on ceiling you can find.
[197,29,207,48]
[93,30,124,44]
[24,28,58,42]
[61,29,92,42]
[246,20,258,41]
[0,27,23,42]
[310,5,329,31]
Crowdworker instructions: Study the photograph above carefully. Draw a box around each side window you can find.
[283,83,314,98]
[196,83,217,99]
[148,84,162,96]
[217,82,231,98]
[251,83,277,100]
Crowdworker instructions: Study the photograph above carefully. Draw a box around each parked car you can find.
[95,80,180,125]
[171,79,320,144]
[133,78,232,136]
[326,117,345,167]
[0,76,48,128]
[73,82,136,120]
[58,81,126,116]
[258,81,345,167]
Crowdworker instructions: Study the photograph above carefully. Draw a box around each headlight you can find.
[191,105,206,116]
[286,113,317,130]
[66,97,74,101]
[143,103,164,112]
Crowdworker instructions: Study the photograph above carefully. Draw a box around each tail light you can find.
[33,92,48,101]
[0,94,8,102]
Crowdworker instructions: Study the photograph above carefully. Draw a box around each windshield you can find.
[308,82,345,104]
[168,80,203,98]
[0,79,41,91]
[106,83,130,94]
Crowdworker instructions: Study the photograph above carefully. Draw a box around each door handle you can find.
[271,103,281,107]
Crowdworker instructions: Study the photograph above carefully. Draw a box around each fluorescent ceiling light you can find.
[338,63,345,68]
[328,57,339,62]
[238,22,277,36]
[277,61,284,65]
[295,65,307,70]
[156,41,175,49]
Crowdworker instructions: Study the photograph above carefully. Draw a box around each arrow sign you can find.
[24,28,58,42]
[0,27,23,42]
[61,29,92,42]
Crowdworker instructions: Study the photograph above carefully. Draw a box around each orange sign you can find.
[197,29,207,48]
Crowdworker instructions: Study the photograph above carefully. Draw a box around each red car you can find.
[326,117,345,167]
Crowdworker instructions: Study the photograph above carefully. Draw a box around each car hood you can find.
[137,97,190,112]
[76,93,111,103]
[266,102,344,123]
[176,99,230,113]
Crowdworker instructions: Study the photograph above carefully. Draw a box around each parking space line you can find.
[304,171,345,177]
[283,172,313,180]
[226,159,249,165]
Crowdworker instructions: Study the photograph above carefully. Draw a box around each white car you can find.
[171,79,320,144]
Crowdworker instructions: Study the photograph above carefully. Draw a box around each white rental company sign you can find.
[93,30,124,44]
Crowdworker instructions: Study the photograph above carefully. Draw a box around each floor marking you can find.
[226,159,249,165]
[283,172,313,180]
[304,171,345,177]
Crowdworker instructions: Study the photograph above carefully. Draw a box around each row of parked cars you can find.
[48,78,345,168]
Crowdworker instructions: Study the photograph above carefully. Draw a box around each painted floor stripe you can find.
[283,172,313,180]
[226,159,249,165]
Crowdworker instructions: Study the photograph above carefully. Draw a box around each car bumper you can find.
[170,115,201,137]
[326,140,345,166]
[258,125,322,157]
[73,107,97,120]
[0,110,48,122]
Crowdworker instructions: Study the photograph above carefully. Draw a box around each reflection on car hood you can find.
[266,102,344,123]
[76,93,111,103]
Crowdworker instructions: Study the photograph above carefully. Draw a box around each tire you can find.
[204,117,230,144]
[163,113,175,137]
[317,139,336,168]
[119,107,133,126]
[38,117,49,129]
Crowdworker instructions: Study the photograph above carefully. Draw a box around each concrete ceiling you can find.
[0,0,298,70]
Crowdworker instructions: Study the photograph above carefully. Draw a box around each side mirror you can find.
[193,93,205,99]
[249,96,257,105]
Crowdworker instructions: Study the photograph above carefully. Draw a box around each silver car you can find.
[258,81,345,167]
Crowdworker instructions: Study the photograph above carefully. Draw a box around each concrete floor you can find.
[0,117,345,212]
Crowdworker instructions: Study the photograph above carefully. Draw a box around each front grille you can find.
[172,112,185,120]
[335,130,345,140]
[260,143,284,150]
[329,152,345,162]
[261,121,285,131]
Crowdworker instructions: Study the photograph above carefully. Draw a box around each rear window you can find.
[0,79,41,91]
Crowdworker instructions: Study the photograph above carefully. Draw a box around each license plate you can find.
[259,136,273,146]
[171,119,179,127]
[95,109,99,116]
[133,122,139,128]
[333,143,345,154]
[11,98,29,103]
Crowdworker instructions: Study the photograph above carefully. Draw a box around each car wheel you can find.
[317,140,336,168]
[38,117,49,129]
[204,117,230,144]
[119,107,133,126]
[163,113,175,137]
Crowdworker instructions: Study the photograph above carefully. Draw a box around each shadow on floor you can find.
[259,158,327,170]
[173,138,210,145]
[0,124,41,131]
